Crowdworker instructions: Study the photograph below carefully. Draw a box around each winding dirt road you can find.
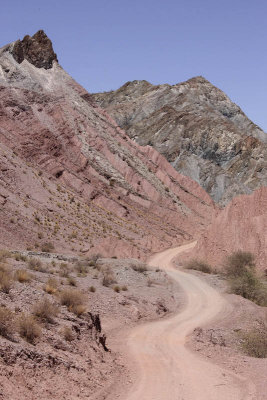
[124,242,256,400]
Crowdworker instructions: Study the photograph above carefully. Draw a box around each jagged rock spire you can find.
[11,30,58,69]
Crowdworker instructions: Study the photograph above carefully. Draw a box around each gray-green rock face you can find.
[92,77,267,205]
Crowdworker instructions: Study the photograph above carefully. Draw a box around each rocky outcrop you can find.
[8,30,57,69]
[192,187,267,270]
[0,31,215,258]
[92,78,267,205]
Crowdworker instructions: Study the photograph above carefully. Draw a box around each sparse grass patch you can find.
[185,259,212,274]
[0,250,11,262]
[61,326,74,342]
[41,242,55,253]
[0,306,15,338]
[28,258,45,272]
[44,277,58,294]
[14,253,28,262]
[59,262,70,278]
[0,263,13,293]
[18,314,42,343]
[14,269,31,283]
[75,260,88,276]
[33,298,59,323]
[68,276,77,287]
[102,268,117,287]
[60,289,86,314]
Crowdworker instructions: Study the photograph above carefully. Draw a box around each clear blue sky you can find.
[1,0,266,131]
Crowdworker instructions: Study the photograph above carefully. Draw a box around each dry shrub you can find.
[44,277,58,294]
[68,276,77,286]
[0,263,13,293]
[0,250,11,262]
[61,326,74,342]
[131,263,148,273]
[33,298,59,323]
[224,251,255,278]
[229,270,267,306]
[18,314,41,343]
[121,285,128,291]
[60,289,86,314]
[102,268,117,287]
[41,242,55,253]
[14,269,31,283]
[113,285,120,293]
[89,286,96,292]
[240,321,267,358]
[185,259,212,274]
[59,262,70,278]
[225,251,267,306]
[28,258,45,272]
[14,254,28,262]
[72,304,86,316]
[0,306,15,338]
[75,260,88,275]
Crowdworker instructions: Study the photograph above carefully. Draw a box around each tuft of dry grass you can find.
[14,269,31,283]
[121,285,128,291]
[18,314,42,343]
[0,250,11,262]
[0,306,15,338]
[28,258,45,272]
[61,326,74,342]
[44,277,58,294]
[72,304,86,316]
[60,289,86,315]
[59,262,70,278]
[102,268,117,287]
[33,298,59,323]
[0,263,13,293]
[14,253,28,262]
[41,242,55,253]
[89,286,96,293]
[113,285,120,293]
[68,276,77,287]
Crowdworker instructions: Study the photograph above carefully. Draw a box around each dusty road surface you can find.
[124,242,256,400]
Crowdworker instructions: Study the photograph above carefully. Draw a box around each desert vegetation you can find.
[224,251,267,306]
[185,259,212,274]
[18,314,42,343]
[240,321,267,358]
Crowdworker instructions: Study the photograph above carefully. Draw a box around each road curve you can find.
[124,242,256,400]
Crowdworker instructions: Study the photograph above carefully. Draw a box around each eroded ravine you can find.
[123,242,256,400]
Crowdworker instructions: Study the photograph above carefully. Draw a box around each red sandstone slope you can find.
[193,187,267,270]
[0,31,215,258]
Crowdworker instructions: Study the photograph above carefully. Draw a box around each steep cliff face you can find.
[92,78,267,205]
[192,187,267,270]
[0,32,215,258]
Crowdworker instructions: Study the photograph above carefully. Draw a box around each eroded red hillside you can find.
[0,31,216,258]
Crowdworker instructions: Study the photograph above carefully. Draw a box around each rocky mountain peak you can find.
[10,30,58,69]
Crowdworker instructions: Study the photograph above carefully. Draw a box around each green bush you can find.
[225,251,267,306]
[240,322,267,358]
[185,259,212,274]
[224,251,255,278]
